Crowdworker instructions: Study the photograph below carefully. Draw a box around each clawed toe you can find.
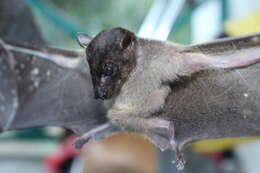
[144,118,187,169]
[73,136,92,149]
[73,123,112,149]
[168,121,186,170]
[174,148,186,170]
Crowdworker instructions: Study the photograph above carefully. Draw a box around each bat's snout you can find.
[94,87,109,100]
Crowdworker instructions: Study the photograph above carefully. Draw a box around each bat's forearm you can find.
[186,33,260,56]
[0,39,83,69]
[174,33,260,77]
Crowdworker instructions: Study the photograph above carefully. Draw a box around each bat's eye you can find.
[103,66,114,76]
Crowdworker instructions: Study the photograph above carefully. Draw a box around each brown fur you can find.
[82,27,260,147]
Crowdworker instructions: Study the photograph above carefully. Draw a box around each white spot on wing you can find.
[31,68,39,75]
[243,93,249,98]
[46,70,51,76]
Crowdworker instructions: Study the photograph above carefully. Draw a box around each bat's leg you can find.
[145,118,186,170]
[213,54,260,69]
[109,112,187,169]
[74,123,114,149]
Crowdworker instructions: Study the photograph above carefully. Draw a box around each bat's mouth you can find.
[96,94,108,100]
[94,88,110,100]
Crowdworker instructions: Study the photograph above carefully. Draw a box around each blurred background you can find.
[1,0,260,173]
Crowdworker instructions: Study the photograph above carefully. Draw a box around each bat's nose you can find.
[95,88,108,100]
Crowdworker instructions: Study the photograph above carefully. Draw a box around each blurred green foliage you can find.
[51,0,154,34]
[28,0,194,47]
[30,0,154,47]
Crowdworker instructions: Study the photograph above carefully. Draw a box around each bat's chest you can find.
[112,84,171,119]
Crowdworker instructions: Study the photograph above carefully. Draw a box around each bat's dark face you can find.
[86,28,137,100]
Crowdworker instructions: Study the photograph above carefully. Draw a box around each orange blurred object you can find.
[83,133,158,173]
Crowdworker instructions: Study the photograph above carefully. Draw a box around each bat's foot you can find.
[171,146,186,170]
[172,154,186,171]
[145,118,186,169]
[169,121,186,170]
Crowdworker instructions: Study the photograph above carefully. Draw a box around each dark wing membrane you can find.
[1,42,106,135]
[0,44,18,131]
[0,0,107,135]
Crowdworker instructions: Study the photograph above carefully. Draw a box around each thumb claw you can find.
[73,137,91,149]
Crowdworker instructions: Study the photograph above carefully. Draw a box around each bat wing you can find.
[0,42,107,135]
[0,0,109,136]
[156,33,260,152]
[0,43,18,131]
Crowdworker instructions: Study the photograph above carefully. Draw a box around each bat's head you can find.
[77,27,137,100]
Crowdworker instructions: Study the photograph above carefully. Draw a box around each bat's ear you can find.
[120,32,136,50]
[76,33,92,48]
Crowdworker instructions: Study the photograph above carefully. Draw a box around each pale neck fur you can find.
[112,38,185,110]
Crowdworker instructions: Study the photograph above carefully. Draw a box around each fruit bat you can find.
[1,27,260,169]
[76,27,260,169]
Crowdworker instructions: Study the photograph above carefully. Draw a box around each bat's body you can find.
[2,0,260,169]
[1,7,260,168]
[77,28,260,168]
